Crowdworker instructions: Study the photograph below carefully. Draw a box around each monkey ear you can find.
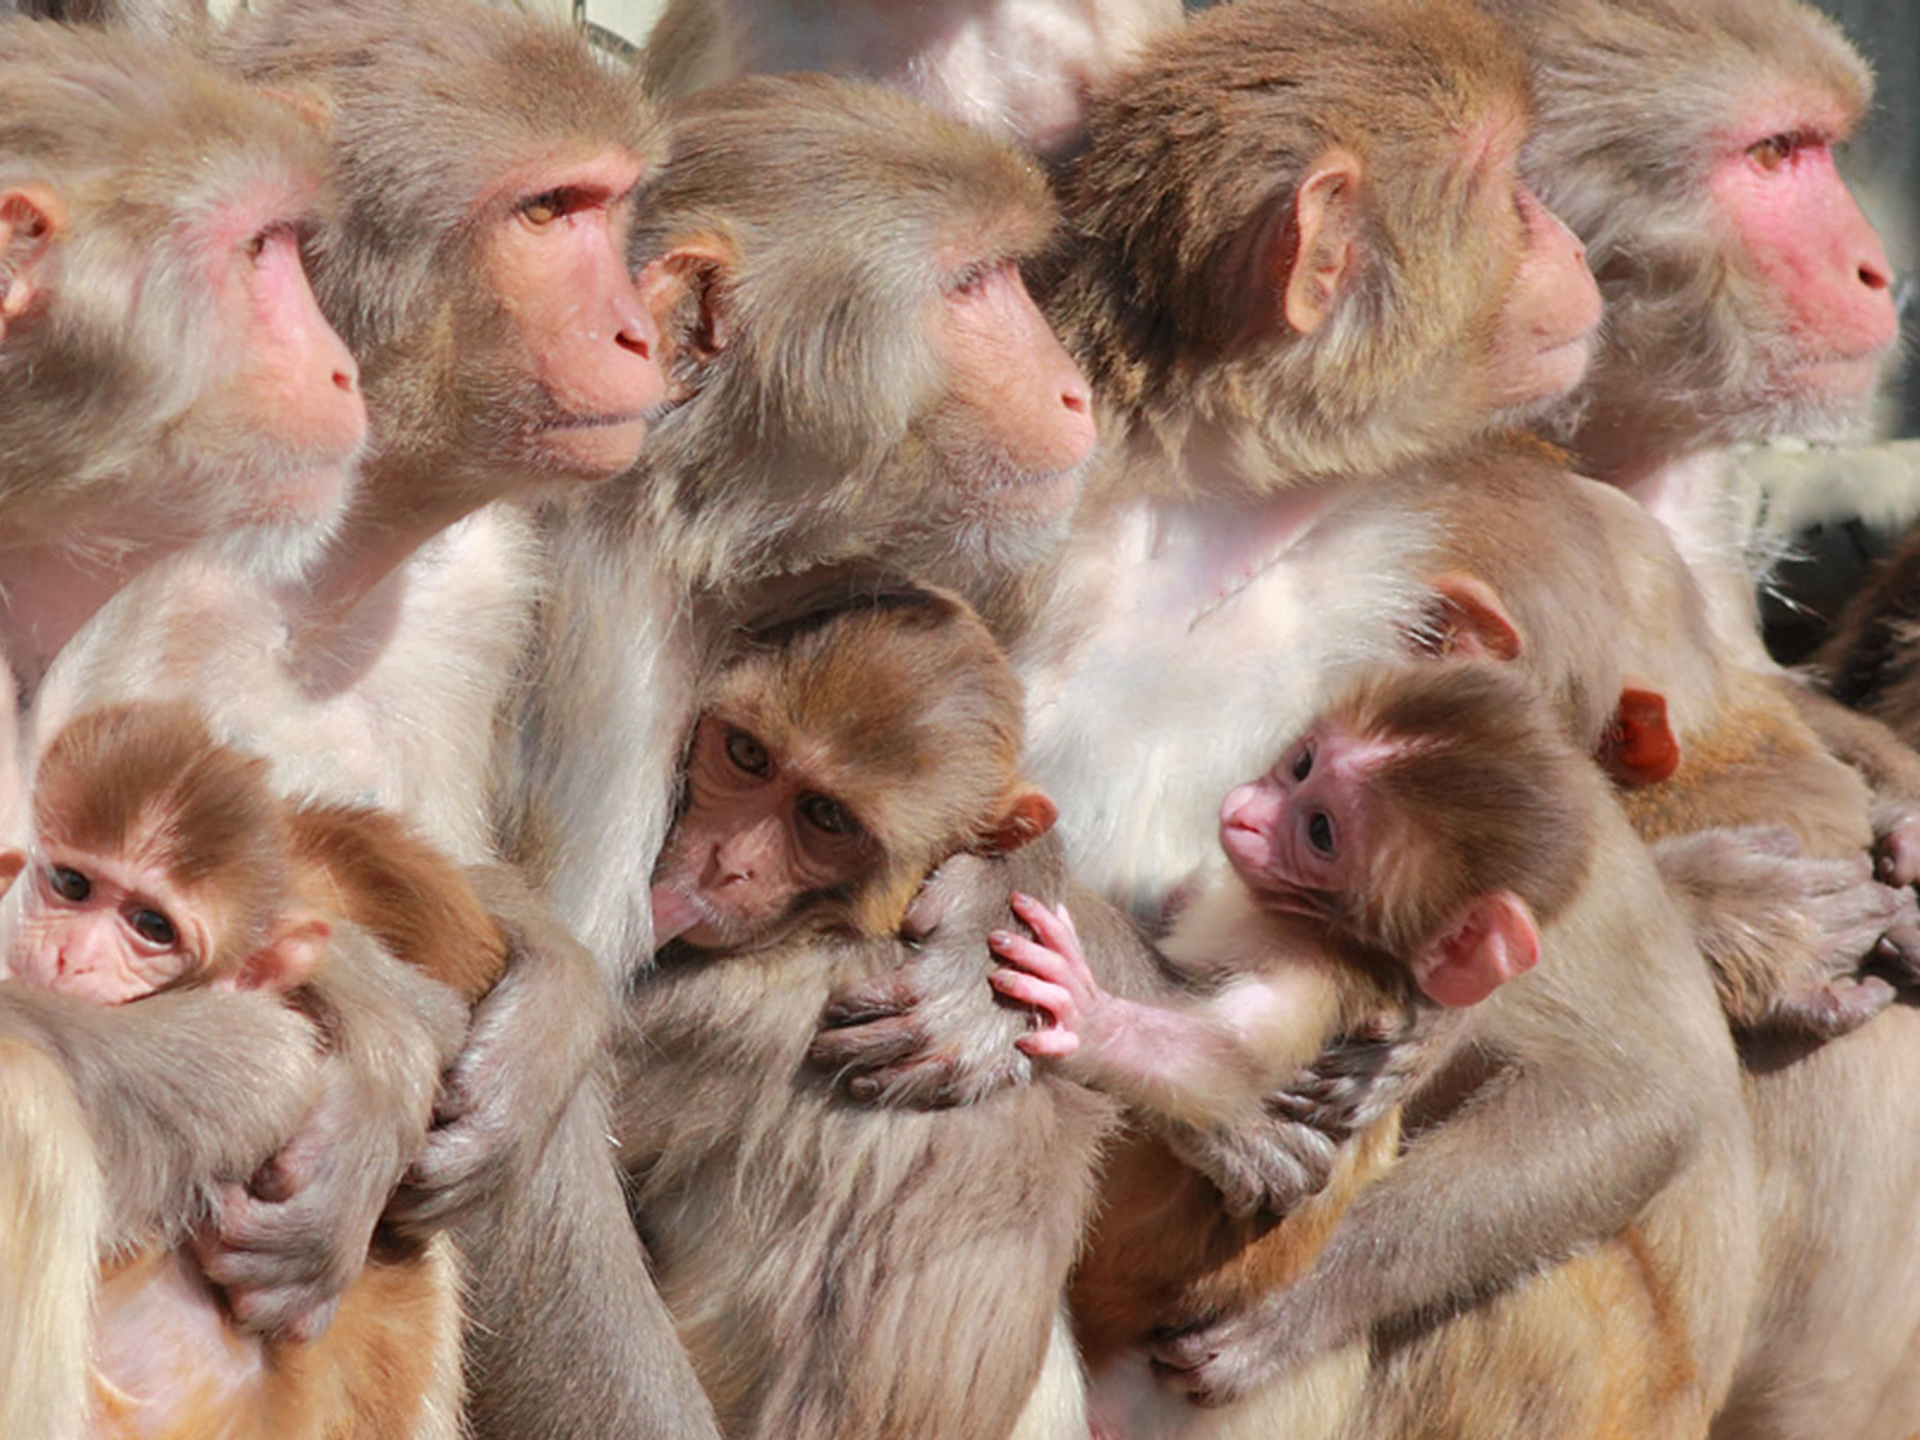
[1601,686,1680,787]
[0,185,69,340]
[234,913,332,995]
[635,233,737,380]
[1410,890,1539,1007]
[1280,149,1365,335]
[975,785,1059,857]
[0,848,25,898]
[1418,572,1523,662]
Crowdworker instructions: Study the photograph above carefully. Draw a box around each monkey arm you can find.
[1653,824,1913,1037]
[196,924,466,1342]
[0,983,322,1247]
[1782,678,1920,887]
[384,861,614,1239]
[1150,1037,1697,1408]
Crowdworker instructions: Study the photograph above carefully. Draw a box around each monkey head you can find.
[1511,0,1897,470]
[225,0,669,492]
[10,703,328,1005]
[1222,665,1595,1006]
[1044,0,1601,488]
[0,21,366,568]
[651,584,1056,953]
[620,74,1096,589]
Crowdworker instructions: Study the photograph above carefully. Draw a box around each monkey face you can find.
[8,847,204,1005]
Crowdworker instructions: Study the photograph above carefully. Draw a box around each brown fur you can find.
[630,581,1114,1439]
[1038,0,1535,494]
[27,701,486,1440]
[1064,668,1750,1439]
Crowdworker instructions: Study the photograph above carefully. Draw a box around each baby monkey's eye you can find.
[1306,810,1336,858]
[1291,744,1314,782]
[798,793,856,837]
[724,728,772,778]
[128,907,177,949]
[49,866,90,902]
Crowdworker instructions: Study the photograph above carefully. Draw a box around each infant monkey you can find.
[650,580,1057,955]
[5,700,499,1439]
[990,664,1592,1120]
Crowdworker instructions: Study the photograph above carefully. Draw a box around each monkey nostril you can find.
[1860,260,1891,292]
[332,367,357,395]
[616,326,653,361]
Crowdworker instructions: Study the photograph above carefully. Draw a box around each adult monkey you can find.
[39,2,717,1437]
[1492,5,1920,1437]
[640,0,1181,156]
[0,21,372,1438]
[808,0,1756,1426]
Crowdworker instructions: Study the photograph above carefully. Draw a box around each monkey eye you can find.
[1291,744,1314,783]
[48,866,90,903]
[723,728,772,778]
[1746,134,1798,172]
[517,189,575,227]
[1306,810,1336,858]
[127,907,178,950]
[797,793,858,838]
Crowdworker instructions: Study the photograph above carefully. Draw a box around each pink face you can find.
[1483,179,1604,412]
[923,259,1096,521]
[650,716,875,951]
[478,150,666,478]
[1218,725,1381,908]
[7,848,208,1005]
[1707,106,1896,403]
[198,183,368,527]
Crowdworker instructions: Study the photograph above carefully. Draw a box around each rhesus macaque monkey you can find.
[1497,8,1920,1435]
[622,577,1115,1440]
[512,72,1095,974]
[813,3,1775,1424]
[1415,442,1919,1040]
[11,700,509,1439]
[987,664,1753,1439]
[0,23,364,1437]
[640,0,1181,156]
[35,2,714,1435]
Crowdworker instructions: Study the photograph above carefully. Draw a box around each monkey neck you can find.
[0,533,192,696]
[299,452,501,630]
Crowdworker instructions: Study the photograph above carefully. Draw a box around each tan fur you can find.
[0,1034,104,1440]
[1069,669,1748,1439]
[634,585,1115,1438]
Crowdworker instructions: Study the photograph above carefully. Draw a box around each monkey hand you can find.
[198,927,465,1341]
[1159,1114,1340,1221]
[987,891,1111,1060]
[1872,799,1920,890]
[1655,825,1906,1038]
[386,864,613,1241]
[810,853,1040,1109]
[1147,1286,1334,1408]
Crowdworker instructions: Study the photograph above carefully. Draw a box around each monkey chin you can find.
[530,415,652,481]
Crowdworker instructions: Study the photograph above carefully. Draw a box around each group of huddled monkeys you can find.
[3,0,1920,1436]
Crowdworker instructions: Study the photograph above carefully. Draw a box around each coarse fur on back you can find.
[602,72,1059,586]
[1040,0,1533,489]
[0,20,334,552]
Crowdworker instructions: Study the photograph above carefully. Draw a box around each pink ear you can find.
[1280,149,1365,334]
[0,185,68,342]
[234,914,331,995]
[976,786,1058,857]
[1410,891,1539,1007]
[1421,572,1522,662]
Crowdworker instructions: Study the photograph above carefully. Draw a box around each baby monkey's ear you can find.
[229,913,332,996]
[975,785,1058,857]
[1409,890,1539,1008]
